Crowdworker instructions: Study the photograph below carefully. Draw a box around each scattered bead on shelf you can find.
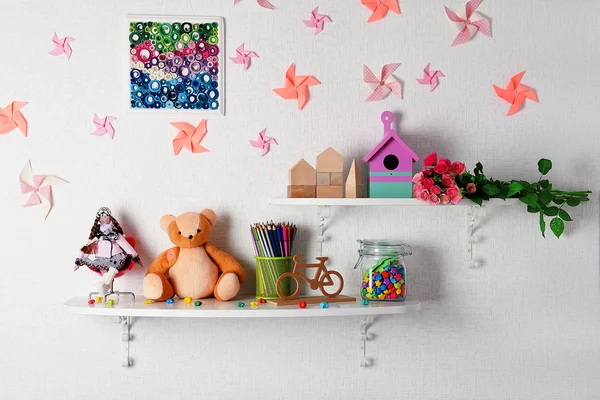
[88,299,95,305]
[237,302,245,307]
[258,298,266,304]
[144,300,153,305]
[250,301,258,307]
[299,301,307,308]
[194,301,202,306]
[166,298,174,304]
[184,297,192,304]
[320,302,329,308]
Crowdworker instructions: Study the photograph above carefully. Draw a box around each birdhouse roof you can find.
[362,128,420,163]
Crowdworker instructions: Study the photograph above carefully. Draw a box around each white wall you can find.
[1,0,599,399]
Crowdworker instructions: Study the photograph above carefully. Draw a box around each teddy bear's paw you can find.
[143,273,174,301]
[214,273,240,301]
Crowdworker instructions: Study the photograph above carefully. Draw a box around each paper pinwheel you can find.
[171,120,209,156]
[0,101,28,136]
[303,7,332,35]
[90,114,117,139]
[361,0,400,23]
[233,0,274,10]
[19,161,67,220]
[416,64,445,92]
[49,32,75,60]
[273,64,320,110]
[444,0,491,47]
[493,72,538,116]
[229,44,259,70]
[363,63,402,102]
[249,129,277,156]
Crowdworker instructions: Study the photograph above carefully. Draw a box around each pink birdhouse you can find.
[362,111,420,198]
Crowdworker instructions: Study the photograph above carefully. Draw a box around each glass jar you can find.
[354,240,412,302]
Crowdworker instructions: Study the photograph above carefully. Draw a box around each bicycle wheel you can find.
[319,270,343,298]
[276,272,301,300]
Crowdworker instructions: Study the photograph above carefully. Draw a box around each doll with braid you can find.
[74,207,142,296]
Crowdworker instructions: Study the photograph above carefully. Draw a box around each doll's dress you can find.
[75,234,137,272]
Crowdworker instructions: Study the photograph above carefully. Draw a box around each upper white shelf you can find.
[64,296,421,318]
[270,198,520,207]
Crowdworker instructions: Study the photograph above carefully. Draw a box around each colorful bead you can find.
[184,297,192,304]
[298,301,307,308]
[320,302,329,308]
[95,297,103,303]
[361,299,369,305]
[250,302,258,307]
[166,298,174,304]
[237,302,245,307]
[88,299,95,305]
[258,298,266,303]
[107,299,116,306]
[194,301,202,306]
[144,300,154,305]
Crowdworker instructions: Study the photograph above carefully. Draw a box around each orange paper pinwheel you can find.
[361,0,400,23]
[493,72,538,116]
[0,101,28,136]
[171,120,209,156]
[273,64,320,110]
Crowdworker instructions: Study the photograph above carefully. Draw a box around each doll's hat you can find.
[96,207,112,218]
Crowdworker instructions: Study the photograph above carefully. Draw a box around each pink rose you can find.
[433,159,451,174]
[428,194,441,205]
[413,183,424,194]
[441,174,454,188]
[424,152,437,166]
[446,185,460,198]
[451,161,466,176]
[440,194,450,204]
[466,183,476,194]
[422,168,433,177]
[430,185,441,195]
[417,189,430,201]
[450,193,463,204]
[412,172,424,183]
[422,178,434,190]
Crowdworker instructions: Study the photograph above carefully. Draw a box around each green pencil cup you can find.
[255,256,293,299]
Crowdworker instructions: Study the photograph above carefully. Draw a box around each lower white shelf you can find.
[64,296,421,318]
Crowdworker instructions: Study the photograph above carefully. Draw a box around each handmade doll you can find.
[74,207,142,296]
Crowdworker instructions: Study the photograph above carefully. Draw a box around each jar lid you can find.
[358,240,412,256]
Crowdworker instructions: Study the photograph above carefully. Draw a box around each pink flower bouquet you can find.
[413,152,466,205]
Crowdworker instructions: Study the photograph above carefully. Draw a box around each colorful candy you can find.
[298,301,307,308]
[184,297,192,304]
[88,299,95,305]
[194,301,202,306]
[95,297,103,303]
[361,299,369,305]
[166,298,174,304]
[237,302,245,307]
[107,299,116,306]
[250,301,258,307]
[144,300,154,305]
[258,298,266,304]
[320,302,329,308]
[361,257,406,301]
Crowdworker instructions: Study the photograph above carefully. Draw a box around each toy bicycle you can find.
[276,254,344,300]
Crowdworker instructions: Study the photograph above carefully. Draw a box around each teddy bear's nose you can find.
[188,235,193,239]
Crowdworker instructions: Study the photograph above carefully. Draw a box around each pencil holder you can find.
[255,256,293,299]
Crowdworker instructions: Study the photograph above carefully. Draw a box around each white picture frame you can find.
[125,14,225,116]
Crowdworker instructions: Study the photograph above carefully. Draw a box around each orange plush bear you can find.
[143,209,245,302]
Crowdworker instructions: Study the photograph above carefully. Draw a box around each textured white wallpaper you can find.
[0,0,599,399]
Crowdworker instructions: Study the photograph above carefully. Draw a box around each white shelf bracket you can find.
[467,206,485,268]
[360,315,375,367]
[316,205,331,256]
[116,316,132,367]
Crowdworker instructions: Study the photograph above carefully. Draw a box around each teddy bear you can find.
[143,209,245,302]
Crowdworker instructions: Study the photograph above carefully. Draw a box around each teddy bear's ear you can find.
[200,208,217,226]
[159,214,176,232]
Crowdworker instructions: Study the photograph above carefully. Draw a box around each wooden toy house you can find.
[362,111,419,198]
[288,158,317,198]
[345,159,364,198]
[316,147,343,198]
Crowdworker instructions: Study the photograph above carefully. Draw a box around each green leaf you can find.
[544,206,559,216]
[474,162,484,175]
[538,159,552,175]
[550,217,564,238]
[558,209,572,221]
[566,198,580,207]
[539,212,546,238]
[538,190,553,206]
[540,179,550,189]
[507,181,525,197]
[527,205,538,213]
[553,198,564,205]
[469,196,483,206]
[482,184,500,196]
[520,193,538,208]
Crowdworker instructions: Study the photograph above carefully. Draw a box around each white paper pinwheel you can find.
[19,161,67,219]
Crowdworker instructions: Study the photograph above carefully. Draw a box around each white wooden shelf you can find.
[64,296,420,318]
[270,197,520,207]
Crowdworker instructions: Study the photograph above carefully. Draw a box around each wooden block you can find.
[345,160,364,198]
[287,185,305,198]
[346,185,357,198]
[316,172,330,186]
[267,295,356,307]
[330,172,343,186]
[317,185,343,198]
[289,159,316,186]
[316,147,343,173]
[303,185,316,198]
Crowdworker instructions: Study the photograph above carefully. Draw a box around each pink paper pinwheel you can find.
[493,71,538,116]
[444,0,491,47]
[171,120,209,156]
[363,63,402,102]
[229,44,259,70]
[249,129,277,156]
[19,161,67,219]
[0,101,28,137]
[361,0,400,23]
[416,64,445,92]
[273,64,320,110]
[90,114,117,139]
[303,7,332,35]
[49,32,75,60]
[233,0,275,10]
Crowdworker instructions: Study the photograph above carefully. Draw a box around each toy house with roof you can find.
[362,111,420,198]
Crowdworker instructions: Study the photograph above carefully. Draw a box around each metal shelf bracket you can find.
[116,316,132,367]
